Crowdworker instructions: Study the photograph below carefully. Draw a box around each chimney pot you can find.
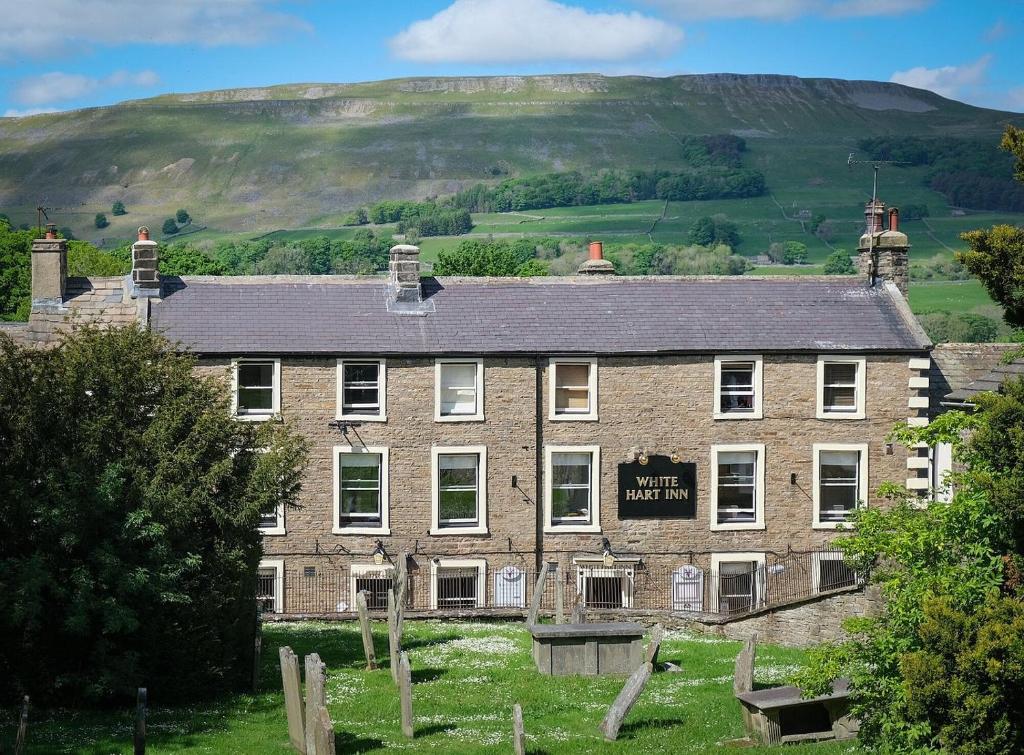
[888,207,899,233]
[44,223,57,240]
[577,239,615,276]
[588,241,604,261]
[138,226,150,241]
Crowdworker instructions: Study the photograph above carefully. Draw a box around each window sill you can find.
[548,414,599,422]
[337,413,387,423]
[710,522,766,532]
[259,528,286,536]
[712,412,763,421]
[815,411,865,421]
[544,523,601,534]
[429,527,489,536]
[333,526,391,536]
[435,414,485,423]
[233,413,280,423]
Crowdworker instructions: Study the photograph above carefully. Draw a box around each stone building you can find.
[8,218,958,634]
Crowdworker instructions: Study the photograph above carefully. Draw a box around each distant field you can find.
[908,280,997,315]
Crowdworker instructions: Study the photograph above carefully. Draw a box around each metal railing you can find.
[259,549,858,622]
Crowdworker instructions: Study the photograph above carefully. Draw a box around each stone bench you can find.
[735,678,858,745]
[530,622,645,676]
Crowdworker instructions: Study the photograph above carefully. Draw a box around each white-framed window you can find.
[548,357,598,421]
[931,441,954,503]
[350,564,395,612]
[544,445,601,534]
[435,359,484,422]
[257,559,284,614]
[710,552,765,614]
[813,443,868,528]
[333,446,390,535]
[575,559,636,609]
[812,551,858,593]
[713,355,763,419]
[337,359,386,421]
[431,446,488,535]
[430,558,487,610]
[816,356,866,420]
[231,358,281,420]
[258,503,285,536]
[710,444,766,531]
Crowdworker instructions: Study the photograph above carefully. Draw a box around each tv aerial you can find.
[36,205,51,235]
[847,153,909,206]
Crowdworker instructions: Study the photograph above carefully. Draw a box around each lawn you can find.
[908,279,997,315]
[0,621,854,754]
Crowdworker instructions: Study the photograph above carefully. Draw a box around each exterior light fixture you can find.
[790,473,797,485]
[670,450,681,464]
[638,449,649,465]
[601,537,616,567]
[885,443,894,456]
[372,539,386,566]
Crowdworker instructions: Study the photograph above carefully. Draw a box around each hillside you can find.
[1,73,1021,241]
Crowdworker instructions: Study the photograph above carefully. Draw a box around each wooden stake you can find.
[512,703,526,755]
[554,565,564,624]
[252,616,263,693]
[134,687,146,755]
[13,695,28,755]
[599,662,653,741]
[527,566,548,626]
[387,589,400,684]
[355,591,378,670]
[398,651,414,738]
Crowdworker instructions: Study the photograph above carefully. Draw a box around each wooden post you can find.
[134,687,146,755]
[598,662,653,741]
[512,703,526,755]
[279,646,306,753]
[527,565,548,626]
[394,552,409,643]
[13,695,28,755]
[305,653,327,755]
[734,633,758,735]
[554,565,564,625]
[571,601,586,625]
[253,616,263,693]
[312,706,336,755]
[398,651,414,738]
[645,623,664,667]
[387,589,400,684]
[355,591,378,670]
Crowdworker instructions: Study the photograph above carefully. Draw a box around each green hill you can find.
[1,73,1021,248]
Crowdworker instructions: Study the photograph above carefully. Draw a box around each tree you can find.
[94,213,109,229]
[782,241,808,264]
[823,249,856,275]
[67,241,130,277]
[688,215,740,249]
[112,201,126,216]
[162,218,179,236]
[917,311,1000,343]
[342,208,368,226]
[0,219,32,321]
[433,239,546,277]
[175,208,191,225]
[161,244,228,276]
[0,326,308,703]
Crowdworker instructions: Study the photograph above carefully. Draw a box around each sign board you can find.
[617,455,697,518]
[493,565,526,608]
[672,565,704,612]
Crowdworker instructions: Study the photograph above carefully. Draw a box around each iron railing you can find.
[259,549,859,622]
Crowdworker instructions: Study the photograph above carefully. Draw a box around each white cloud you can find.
[0,1,311,61]
[390,0,683,64]
[13,70,161,106]
[643,0,930,20]
[2,107,60,118]
[890,55,991,100]
[983,19,1008,42]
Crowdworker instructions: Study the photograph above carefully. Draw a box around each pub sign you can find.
[618,454,697,519]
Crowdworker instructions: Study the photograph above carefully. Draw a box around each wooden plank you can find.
[733,633,757,696]
[355,591,378,670]
[598,662,653,741]
[13,695,28,755]
[512,703,526,755]
[279,646,306,753]
[398,651,414,738]
[387,589,400,684]
[554,565,564,624]
[645,623,664,667]
[134,687,146,755]
[304,653,326,755]
[527,566,548,626]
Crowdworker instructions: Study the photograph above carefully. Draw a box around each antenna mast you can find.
[847,153,907,286]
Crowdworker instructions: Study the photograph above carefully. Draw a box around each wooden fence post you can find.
[554,565,564,624]
[355,591,378,670]
[134,687,146,755]
[645,624,664,667]
[598,662,653,741]
[279,646,306,753]
[387,589,400,684]
[398,652,414,738]
[394,552,409,641]
[13,695,28,755]
[304,654,327,755]
[253,616,263,693]
[512,703,526,755]
[734,633,758,735]
[527,565,548,626]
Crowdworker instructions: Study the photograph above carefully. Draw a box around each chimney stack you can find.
[131,226,161,298]
[30,223,67,307]
[857,201,910,298]
[577,240,615,275]
[388,244,422,307]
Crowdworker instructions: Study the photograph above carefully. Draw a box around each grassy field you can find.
[908,280,999,315]
[0,621,853,754]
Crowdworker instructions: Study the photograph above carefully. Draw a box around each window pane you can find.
[239,363,273,388]
[823,386,856,409]
[720,362,755,413]
[439,490,478,522]
[552,487,591,520]
[720,364,753,387]
[555,388,590,412]
[819,451,859,521]
[342,363,380,413]
[438,454,479,525]
[552,453,590,484]
[339,453,381,522]
[556,363,590,387]
[345,363,379,384]
[440,363,478,416]
[238,387,273,411]
[344,387,379,408]
[824,363,857,385]
[259,509,279,528]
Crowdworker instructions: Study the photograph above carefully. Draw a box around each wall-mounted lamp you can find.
[511,474,518,489]
[372,539,386,566]
[885,443,894,456]
[670,450,681,464]
[638,449,649,465]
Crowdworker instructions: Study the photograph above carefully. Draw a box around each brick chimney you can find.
[577,241,615,275]
[31,223,67,308]
[388,244,422,305]
[131,226,161,298]
[857,201,910,297]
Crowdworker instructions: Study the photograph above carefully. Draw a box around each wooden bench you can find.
[530,622,645,676]
[735,678,858,745]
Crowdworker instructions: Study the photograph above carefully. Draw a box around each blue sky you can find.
[1,0,1021,117]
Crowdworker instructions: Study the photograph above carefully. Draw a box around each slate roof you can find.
[944,357,1024,405]
[148,275,931,356]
